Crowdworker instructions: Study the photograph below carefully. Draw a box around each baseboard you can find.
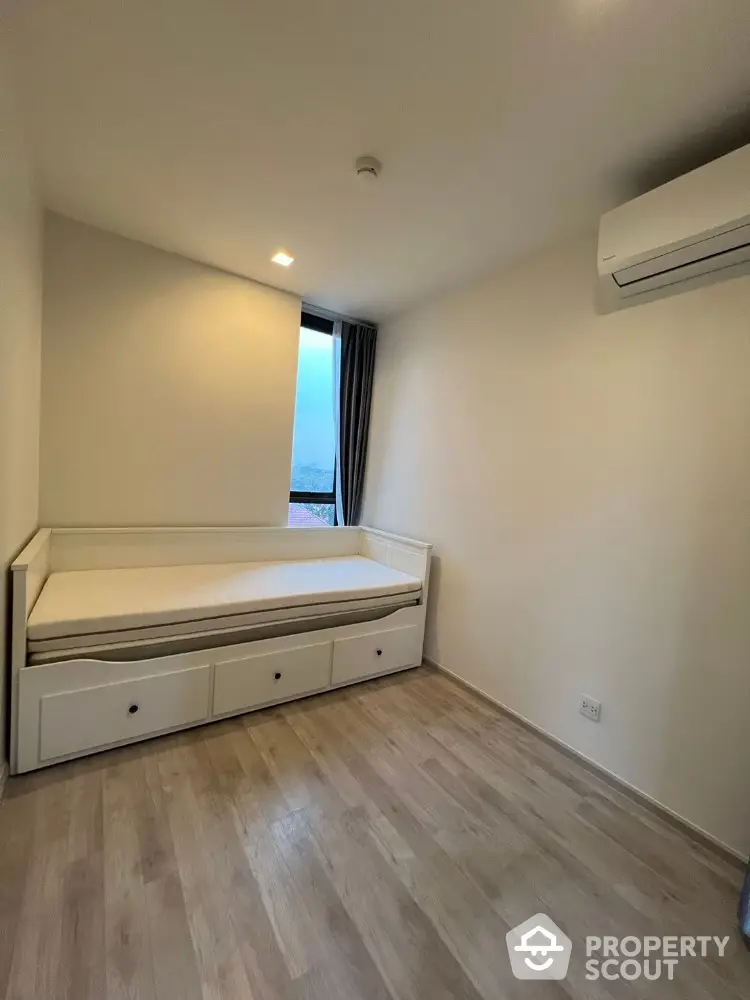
[424,656,746,869]
[0,760,8,803]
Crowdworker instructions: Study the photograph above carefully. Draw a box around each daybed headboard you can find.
[10,529,52,774]
[359,527,432,601]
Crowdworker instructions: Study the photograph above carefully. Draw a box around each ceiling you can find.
[6,0,750,320]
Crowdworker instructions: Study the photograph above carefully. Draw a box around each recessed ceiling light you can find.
[271,250,294,267]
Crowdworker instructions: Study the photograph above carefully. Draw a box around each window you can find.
[289,313,336,526]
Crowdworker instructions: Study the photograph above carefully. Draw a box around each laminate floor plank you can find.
[0,785,36,998]
[155,738,260,1000]
[60,768,105,1000]
[5,767,73,1000]
[102,756,158,1000]
[0,666,748,1000]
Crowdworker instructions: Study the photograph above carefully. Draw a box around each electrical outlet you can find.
[579,695,601,722]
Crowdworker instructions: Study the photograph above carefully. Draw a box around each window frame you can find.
[289,312,337,523]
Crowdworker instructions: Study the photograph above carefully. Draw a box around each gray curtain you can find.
[335,321,377,525]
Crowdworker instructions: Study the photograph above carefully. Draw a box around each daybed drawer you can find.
[331,624,423,685]
[213,642,332,717]
[39,665,211,762]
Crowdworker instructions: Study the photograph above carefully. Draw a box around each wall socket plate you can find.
[579,695,601,722]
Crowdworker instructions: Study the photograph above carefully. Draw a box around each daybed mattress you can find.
[27,556,422,660]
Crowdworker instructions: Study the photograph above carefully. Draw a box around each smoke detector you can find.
[355,155,381,181]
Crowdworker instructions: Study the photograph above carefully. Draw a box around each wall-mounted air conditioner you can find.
[598,144,750,304]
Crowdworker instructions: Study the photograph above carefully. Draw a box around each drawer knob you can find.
[274,671,282,680]
[376,649,383,656]
[128,704,139,715]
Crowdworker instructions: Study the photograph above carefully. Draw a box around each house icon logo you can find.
[506,913,572,980]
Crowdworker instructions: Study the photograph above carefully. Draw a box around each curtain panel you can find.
[334,320,377,526]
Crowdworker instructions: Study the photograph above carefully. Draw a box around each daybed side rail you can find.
[46,525,363,572]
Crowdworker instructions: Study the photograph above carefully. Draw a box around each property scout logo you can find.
[506,915,572,980]
[506,913,730,982]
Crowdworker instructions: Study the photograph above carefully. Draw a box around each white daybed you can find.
[11,525,432,774]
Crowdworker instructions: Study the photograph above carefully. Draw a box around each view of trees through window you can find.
[289,326,336,526]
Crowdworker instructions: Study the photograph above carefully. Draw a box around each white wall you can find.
[364,231,750,857]
[0,49,43,761]
[41,214,302,527]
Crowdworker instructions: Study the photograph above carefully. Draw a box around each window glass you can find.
[289,326,336,526]
[288,501,335,527]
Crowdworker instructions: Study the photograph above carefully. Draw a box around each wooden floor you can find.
[0,666,748,1000]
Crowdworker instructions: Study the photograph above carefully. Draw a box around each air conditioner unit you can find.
[598,143,750,303]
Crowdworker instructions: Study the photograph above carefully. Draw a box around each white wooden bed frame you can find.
[10,526,431,774]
